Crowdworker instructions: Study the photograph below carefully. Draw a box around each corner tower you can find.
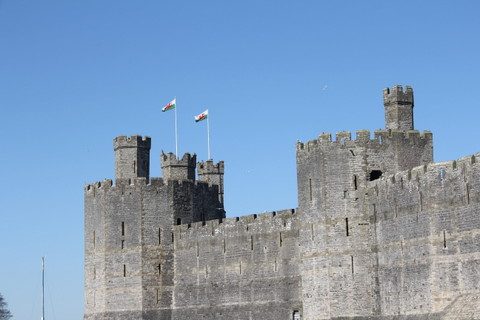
[161,152,196,181]
[114,135,151,180]
[198,160,225,206]
[384,85,414,130]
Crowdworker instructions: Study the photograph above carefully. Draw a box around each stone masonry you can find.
[85,85,480,319]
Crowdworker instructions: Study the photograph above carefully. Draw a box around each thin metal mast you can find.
[42,256,45,320]
[207,111,211,160]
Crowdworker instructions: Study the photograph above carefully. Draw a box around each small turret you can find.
[198,160,225,206]
[161,152,196,181]
[114,135,151,180]
[383,85,414,131]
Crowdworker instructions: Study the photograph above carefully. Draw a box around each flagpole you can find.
[174,97,178,157]
[207,110,211,160]
[42,256,45,320]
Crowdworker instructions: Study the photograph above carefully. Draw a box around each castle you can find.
[84,85,480,320]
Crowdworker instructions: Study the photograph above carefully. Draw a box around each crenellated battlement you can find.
[296,129,432,152]
[367,153,480,197]
[161,152,196,181]
[383,85,414,106]
[113,135,151,150]
[161,152,196,168]
[174,208,298,238]
[84,177,166,194]
[197,160,225,175]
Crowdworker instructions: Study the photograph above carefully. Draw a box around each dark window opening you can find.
[123,264,126,277]
[158,263,161,275]
[369,170,383,181]
[121,240,125,249]
[309,179,313,201]
[345,218,349,236]
[353,175,358,190]
[443,230,447,249]
[293,310,301,320]
[176,218,182,225]
[158,228,161,245]
[133,161,136,174]
[121,222,125,236]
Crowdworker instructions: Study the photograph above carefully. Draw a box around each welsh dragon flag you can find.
[194,110,208,122]
[162,98,176,112]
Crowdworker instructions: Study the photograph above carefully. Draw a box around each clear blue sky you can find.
[1,1,479,319]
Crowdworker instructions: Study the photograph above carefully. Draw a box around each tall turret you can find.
[198,160,225,206]
[114,135,151,180]
[383,85,414,130]
[161,152,196,181]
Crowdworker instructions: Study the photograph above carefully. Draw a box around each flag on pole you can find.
[162,98,176,112]
[194,109,208,122]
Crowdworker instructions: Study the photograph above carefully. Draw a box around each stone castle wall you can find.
[84,86,480,320]
[172,209,302,319]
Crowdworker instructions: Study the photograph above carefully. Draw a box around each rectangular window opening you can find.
[345,218,349,236]
[250,235,254,251]
[353,175,358,190]
[123,264,126,277]
[309,179,313,201]
[158,263,161,275]
[351,255,354,275]
[121,240,125,249]
[443,230,447,249]
[293,310,301,320]
[158,228,161,245]
[121,222,125,236]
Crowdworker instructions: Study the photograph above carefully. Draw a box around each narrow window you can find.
[274,259,278,272]
[239,261,242,275]
[309,179,313,201]
[251,235,254,250]
[351,255,354,275]
[121,222,125,236]
[443,230,447,249]
[223,239,226,253]
[93,231,96,249]
[158,228,161,245]
[196,241,199,257]
[176,218,182,225]
[293,310,301,320]
[353,175,358,190]
[466,183,470,204]
[419,192,423,212]
[171,232,174,243]
[121,240,125,249]
[156,288,160,304]
[343,190,347,199]
[133,160,136,173]
[123,264,126,277]
[345,218,349,236]
[158,263,161,275]
[279,232,283,247]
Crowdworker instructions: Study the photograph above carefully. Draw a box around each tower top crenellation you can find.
[114,135,151,151]
[383,85,414,107]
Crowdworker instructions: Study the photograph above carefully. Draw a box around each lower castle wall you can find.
[369,154,480,318]
[172,209,302,320]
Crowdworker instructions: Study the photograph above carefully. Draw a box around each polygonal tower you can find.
[197,160,225,207]
[161,152,196,181]
[114,135,151,180]
[384,85,414,131]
